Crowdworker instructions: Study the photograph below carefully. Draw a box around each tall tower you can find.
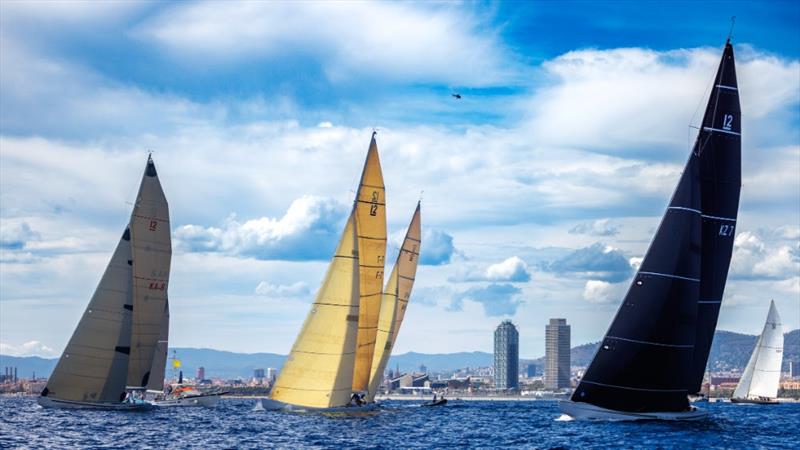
[545,318,571,390]
[494,320,519,390]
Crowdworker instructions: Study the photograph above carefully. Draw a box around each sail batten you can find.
[366,203,421,402]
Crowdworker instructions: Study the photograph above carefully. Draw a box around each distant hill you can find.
[2,329,796,380]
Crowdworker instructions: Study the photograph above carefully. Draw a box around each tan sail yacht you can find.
[38,155,172,410]
[263,133,387,411]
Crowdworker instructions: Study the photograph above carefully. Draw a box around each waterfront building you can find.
[545,318,570,390]
[526,363,537,378]
[254,368,265,379]
[197,366,206,381]
[494,320,519,390]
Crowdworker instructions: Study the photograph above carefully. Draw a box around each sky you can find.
[1,0,798,359]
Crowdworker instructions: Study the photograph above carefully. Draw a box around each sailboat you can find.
[263,133,387,411]
[366,202,422,403]
[559,39,741,421]
[38,155,172,410]
[731,301,784,404]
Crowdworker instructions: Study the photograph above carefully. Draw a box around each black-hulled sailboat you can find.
[559,39,741,421]
[38,155,171,410]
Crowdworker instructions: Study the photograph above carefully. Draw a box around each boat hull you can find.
[558,400,709,421]
[730,397,779,405]
[37,396,153,411]
[151,393,222,407]
[421,399,448,407]
[260,398,378,413]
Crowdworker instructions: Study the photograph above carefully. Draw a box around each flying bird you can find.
[451,93,462,99]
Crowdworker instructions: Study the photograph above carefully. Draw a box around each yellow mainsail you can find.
[270,212,360,408]
[352,133,388,392]
[127,156,172,389]
[366,203,422,401]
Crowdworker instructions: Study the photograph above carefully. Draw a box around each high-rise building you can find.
[545,318,570,390]
[197,366,206,381]
[526,363,537,378]
[266,368,277,382]
[254,368,265,379]
[494,320,519,390]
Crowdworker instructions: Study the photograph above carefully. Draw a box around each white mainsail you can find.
[733,300,784,400]
[127,155,172,389]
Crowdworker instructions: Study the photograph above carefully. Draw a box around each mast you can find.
[270,212,361,408]
[352,133,388,392]
[127,155,172,389]
[366,203,422,402]
[733,301,784,399]
[41,226,134,403]
[689,40,742,393]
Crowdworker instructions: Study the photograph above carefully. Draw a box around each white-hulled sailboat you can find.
[366,203,421,403]
[731,300,784,404]
[263,133,387,411]
[559,38,742,421]
[39,155,171,410]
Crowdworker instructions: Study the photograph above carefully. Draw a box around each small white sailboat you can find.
[39,155,171,410]
[731,300,784,404]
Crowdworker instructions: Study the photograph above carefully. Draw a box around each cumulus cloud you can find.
[449,283,523,317]
[544,243,633,282]
[582,280,628,304]
[174,195,348,261]
[0,340,56,357]
[420,229,456,266]
[134,1,514,86]
[569,219,619,236]
[0,222,39,249]
[730,228,800,280]
[254,281,310,298]
[450,256,531,282]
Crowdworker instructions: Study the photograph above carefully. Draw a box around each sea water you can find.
[1,397,798,449]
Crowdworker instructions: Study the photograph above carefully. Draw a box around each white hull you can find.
[37,396,153,411]
[150,393,222,408]
[558,400,709,421]
[260,398,378,413]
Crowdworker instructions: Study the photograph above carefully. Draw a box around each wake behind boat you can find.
[559,38,742,421]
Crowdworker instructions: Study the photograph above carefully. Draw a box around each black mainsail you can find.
[689,41,741,393]
[570,41,741,414]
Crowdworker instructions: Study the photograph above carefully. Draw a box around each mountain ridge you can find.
[2,329,796,380]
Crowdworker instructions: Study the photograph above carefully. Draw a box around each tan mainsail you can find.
[366,203,421,401]
[146,299,170,392]
[42,226,134,403]
[127,156,172,389]
[270,212,360,408]
[352,133,388,391]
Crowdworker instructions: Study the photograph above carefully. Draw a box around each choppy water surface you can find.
[1,397,798,449]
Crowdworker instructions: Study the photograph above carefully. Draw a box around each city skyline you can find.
[1,1,799,358]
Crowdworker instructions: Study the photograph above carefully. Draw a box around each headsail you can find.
[689,40,742,393]
[127,155,172,389]
[733,301,784,400]
[146,299,170,392]
[352,133,388,392]
[366,203,422,402]
[41,226,134,403]
[270,212,360,408]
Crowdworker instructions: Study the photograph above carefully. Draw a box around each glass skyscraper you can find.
[494,320,519,390]
[545,318,571,389]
